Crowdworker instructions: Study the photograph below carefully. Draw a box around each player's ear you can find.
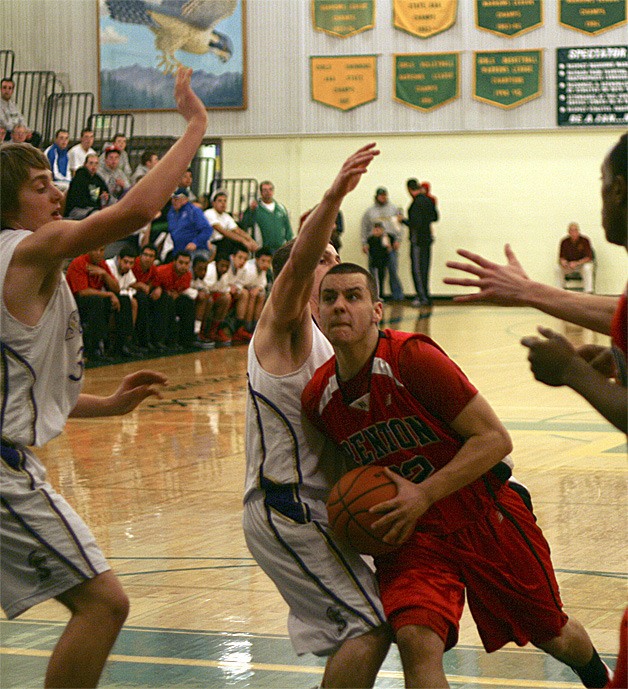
[372,300,383,325]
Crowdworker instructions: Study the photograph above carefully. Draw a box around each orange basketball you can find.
[327,466,399,557]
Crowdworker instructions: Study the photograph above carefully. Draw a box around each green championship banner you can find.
[559,0,627,35]
[474,50,542,108]
[393,0,458,37]
[476,0,543,37]
[312,0,375,37]
[310,55,377,110]
[394,53,459,111]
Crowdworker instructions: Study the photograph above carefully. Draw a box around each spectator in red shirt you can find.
[153,251,195,349]
[66,246,122,361]
[558,222,594,293]
[131,244,162,349]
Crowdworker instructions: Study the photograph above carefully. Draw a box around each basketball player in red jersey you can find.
[302,262,611,689]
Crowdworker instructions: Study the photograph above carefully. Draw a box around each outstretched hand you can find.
[174,67,208,129]
[369,468,430,546]
[443,244,530,305]
[108,370,169,415]
[521,327,578,387]
[329,143,380,200]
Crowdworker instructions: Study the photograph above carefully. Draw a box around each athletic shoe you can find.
[214,327,232,347]
[232,326,252,343]
[194,336,215,350]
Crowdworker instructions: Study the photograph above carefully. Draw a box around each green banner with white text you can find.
[394,53,459,110]
[312,0,375,37]
[476,0,543,37]
[474,50,542,108]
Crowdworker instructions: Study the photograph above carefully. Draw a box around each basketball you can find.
[327,466,399,557]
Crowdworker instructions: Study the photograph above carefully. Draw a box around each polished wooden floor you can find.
[1,303,626,688]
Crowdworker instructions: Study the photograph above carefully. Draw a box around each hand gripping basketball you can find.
[326,466,399,557]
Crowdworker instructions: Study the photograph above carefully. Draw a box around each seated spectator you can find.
[131,150,159,185]
[44,129,71,192]
[9,124,28,143]
[106,246,140,356]
[0,77,41,146]
[179,167,197,203]
[64,154,110,219]
[213,247,252,344]
[237,246,273,334]
[168,187,214,259]
[65,246,124,362]
[98,146,131,202]
[559,222,595,293]
[198,252,241,347]
[189,255,214,348]
[205,189,258,255]
[99,133,132,178]
[153,251,196,350]
[131,244,162,349]
[68,128,96,176]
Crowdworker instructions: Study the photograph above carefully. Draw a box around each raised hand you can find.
[444,243,530,305]
[173,67,208,129]
[329,143,380,200]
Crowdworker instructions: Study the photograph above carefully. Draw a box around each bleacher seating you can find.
[43,92,94,145]
[0,50,15,78]
[209,178,258,220]
[88,112,134,153]
[11,70,63,145]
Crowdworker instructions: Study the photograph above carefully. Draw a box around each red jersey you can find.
[154,262,191,293]
[302,329,502,534]
[132,257,159,287]
[65,254,115,294]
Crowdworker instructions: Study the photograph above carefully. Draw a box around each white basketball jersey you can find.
[0,230,83,447]
[244,324,344,502]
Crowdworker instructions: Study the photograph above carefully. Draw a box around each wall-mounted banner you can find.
[559,0,627,35]
[474,50,542,108]
[557,45,628,126]
[312,0,375,37]
[476,0,543,37]
[394,53,459,110]
[393,0,458,38]
[310,55,377,110]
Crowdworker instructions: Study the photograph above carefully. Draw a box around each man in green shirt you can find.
[241,180,292,252]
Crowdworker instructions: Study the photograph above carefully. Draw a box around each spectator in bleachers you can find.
[131,150,159,185]
[0,77,41,146]
[106,246,139,357]
[199,252,237,347]
[44,129,71,192]
[189,255,214,348]
[64,154,109,219]
[99,133,132,178]
[9,124,27,143]
[65,246,121,362]
[68,128,96,176]
[179,167,197,202]
[240,180,292,252]
[205,189,259,255]
[168,187,214,259]
[153,251,196,350]
[99,146,131,202]
[237,246,273,334]
[221,246,253,343]
[131,244,162,350]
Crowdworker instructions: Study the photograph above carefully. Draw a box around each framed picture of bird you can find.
[97,0,246,111]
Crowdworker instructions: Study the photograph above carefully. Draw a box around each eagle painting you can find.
[105,0,238,75]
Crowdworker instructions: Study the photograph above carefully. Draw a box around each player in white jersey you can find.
[0,68,207,688]
[243,144,392,688]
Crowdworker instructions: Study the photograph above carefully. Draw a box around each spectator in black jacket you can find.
[65,154,109,219]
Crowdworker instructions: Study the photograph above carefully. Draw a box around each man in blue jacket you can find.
[167,187,214,259]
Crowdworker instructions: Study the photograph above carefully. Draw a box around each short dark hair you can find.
[271,239,295,276]
[193,255,209,267]
[1,78,14,86]
[173,250,191,261]
[608,133,627,181]
[113,133,126,141]
[141,244,157,256]
[80,127,93,136]
[407,178,420,191]
[322,263,378,302]
[55,128,69,138]
[118,244,138,260]
[255,246,273,259]
[141,150,157,165]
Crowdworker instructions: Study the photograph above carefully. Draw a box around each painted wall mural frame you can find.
[97,0,247,112]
